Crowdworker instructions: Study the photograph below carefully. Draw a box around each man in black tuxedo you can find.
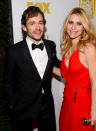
[4,6,60,131]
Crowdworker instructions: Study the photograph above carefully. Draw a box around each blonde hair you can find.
[60,7,96,56]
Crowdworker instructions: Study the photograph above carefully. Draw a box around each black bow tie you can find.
[32,43,44,50]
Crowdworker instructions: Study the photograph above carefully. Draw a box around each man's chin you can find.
[31,36,43,41]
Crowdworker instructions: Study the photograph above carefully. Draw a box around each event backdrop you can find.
[11,0,96,130]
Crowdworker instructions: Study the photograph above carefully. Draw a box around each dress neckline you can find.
[64,49,78,69]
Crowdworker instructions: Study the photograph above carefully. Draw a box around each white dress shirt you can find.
[26,37,48,79]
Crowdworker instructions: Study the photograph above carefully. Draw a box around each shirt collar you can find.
[26,37,43,46]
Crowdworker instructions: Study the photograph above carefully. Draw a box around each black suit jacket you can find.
[4,39,60,120]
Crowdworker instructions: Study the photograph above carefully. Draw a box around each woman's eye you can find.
[77,22,82,25]
[68,21,73,24]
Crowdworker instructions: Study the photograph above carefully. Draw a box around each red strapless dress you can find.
[59,49,95,131]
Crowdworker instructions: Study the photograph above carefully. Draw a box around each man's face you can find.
[22,13,45,44]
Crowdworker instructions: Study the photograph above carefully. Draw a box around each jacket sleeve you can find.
[51,41,61,68]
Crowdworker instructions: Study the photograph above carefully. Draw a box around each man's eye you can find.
[30,22,35,25]
[39,22,44,25]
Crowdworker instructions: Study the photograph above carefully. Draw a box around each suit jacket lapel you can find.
[21,39,53,80]
[43,39,52,79]
[21,39,41,80]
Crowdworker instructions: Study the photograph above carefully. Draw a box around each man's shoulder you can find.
[43,39,55,44]
[43,39,56,48]
[8,39,25,50]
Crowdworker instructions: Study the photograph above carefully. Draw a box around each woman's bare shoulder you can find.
[84,43,96,55]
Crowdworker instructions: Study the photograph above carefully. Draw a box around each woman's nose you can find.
[71,24,76,29]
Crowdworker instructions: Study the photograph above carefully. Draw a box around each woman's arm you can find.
[85,44,96,126]
[53,67,61,77]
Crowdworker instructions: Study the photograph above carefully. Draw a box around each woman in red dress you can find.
[59,7,96,131]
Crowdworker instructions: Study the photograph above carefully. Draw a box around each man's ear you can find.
[22,24,27,32]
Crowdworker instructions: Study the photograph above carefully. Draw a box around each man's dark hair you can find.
[21,6,46,25]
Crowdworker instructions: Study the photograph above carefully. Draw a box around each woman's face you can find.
[66,14,84,41]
